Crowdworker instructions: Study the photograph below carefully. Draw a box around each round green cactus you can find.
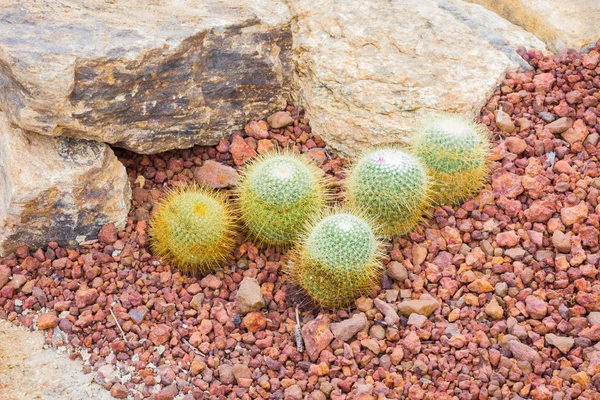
[288,211,383,309]
[149,185,236,275]
[346,147,431,236]
[409,114,490,205]
[237,152,329,247]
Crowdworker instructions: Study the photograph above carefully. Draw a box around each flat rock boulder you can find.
[288,0,547,156]
[467,0,600,51]
[0,0,292,153]
[0,113,131,255]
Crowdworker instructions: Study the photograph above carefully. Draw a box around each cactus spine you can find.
[149,185,236,275]
[346,147,431,236]
[237,152,329,247]
[409,114,490,205]
[288,210,383,309]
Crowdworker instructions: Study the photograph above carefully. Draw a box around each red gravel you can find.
[2,42,600,400]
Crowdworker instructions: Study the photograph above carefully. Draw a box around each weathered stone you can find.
[561,202,588,226]
[485,297,504,320]
[301,315,333,361]
[373,298,400,326]
[75,288,98,308]
[149,324,171,346]
[468,278,494,293]
[508,340,542,363]
[579,324,600,341]
[37,313,59,330]
[552,230,572,253]
[0,0,292,153]
[525,295,548,320]
[386,261,408,282]
[288,0,546,155]
[330,313,368,341]
[397,294,440,317]
[267,111,294,129]
[496,109,515,133]
[0,266,10,289]
[467,0,600,51]
[0,114,130,255]
[232,364,252,384]
[235,277,265,316]
[545,117,572,134]
[545,334,574,354]
[407,313,428,328]
[194,160,239,189]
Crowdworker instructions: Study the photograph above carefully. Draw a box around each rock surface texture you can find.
[0,0,292,153]
[467,0,600,51]
[0,114,131,255]
[0,320,110,400]
[287,0,547,155]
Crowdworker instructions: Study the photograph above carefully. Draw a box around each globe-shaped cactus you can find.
[288,211,383,309]
[346,147,431,236]
[149,186,236,275]
[237,152,329,247]
[409,114,490,205]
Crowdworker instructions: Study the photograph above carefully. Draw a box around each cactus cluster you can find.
[408,114,490,205]
[236,152,328,247]
[147,113,490,309]
[148,186,236,275]
[346,148,431,236]
[288,211,383,309]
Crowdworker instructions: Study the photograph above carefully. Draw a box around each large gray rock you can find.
[0,113,131,255]
[467,0,600,51]
[288,0,547,156]
[0,0,292,153]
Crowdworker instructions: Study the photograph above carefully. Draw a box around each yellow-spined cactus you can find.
[236,151,329,247]
[408,114,490,205]
[287,210,383,309]
[149,185,236,275]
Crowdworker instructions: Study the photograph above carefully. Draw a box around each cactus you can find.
[409,114,490,205]
[288,210,383,309]
[149,185,236,275]
[345,147,431,236]
[236,152,329,247]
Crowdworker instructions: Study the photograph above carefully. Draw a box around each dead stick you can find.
[182,338,206,357]
[110,304,127,342]
[294,306,304,353]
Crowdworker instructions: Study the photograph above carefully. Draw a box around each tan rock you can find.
[267,111,295,129]
[194,160,239,189]
[412,245,428,265]
[468,278,494,293]
[545,333,574,354]
[235,277,265,316]
[330,313,368,341]
[467,0,600,51]
[571,371,591,386]
[37,314,59,330]
[552,230,572,253]
[288,0,546,156]
[561,202,588,226]
[0,0,292,153]
[0,114,130,256]
[508,340,542,363]
[397,294,440,317]
[485,297,504,320]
